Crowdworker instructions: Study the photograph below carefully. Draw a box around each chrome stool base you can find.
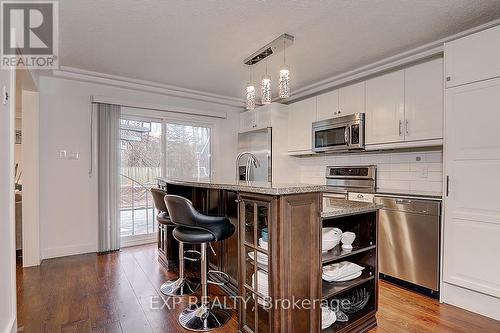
[179,303,231,331]
[160,277,200,296]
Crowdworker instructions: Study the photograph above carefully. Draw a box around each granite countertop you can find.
[158,178,328,195]
[322,198,382,219]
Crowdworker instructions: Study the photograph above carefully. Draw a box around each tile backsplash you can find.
[297,149,443,195]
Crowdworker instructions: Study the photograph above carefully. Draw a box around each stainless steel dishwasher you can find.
[374,195,441,294]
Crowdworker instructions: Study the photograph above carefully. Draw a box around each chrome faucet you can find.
[235,152,261,182]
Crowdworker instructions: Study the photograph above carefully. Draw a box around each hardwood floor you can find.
[16,244,500,333]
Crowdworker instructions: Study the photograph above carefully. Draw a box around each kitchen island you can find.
[157,178,379,333]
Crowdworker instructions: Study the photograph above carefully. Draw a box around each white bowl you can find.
[322,239,340,253]
[322,227,342,241]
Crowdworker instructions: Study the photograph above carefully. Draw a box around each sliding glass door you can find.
[120,118,162,240]
[119,115,212,244]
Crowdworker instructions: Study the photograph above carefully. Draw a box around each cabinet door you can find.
[239,110,257,132]
[316,89,338,121]
[445,25,500,88]
[255,107,271,129]
[338,81,365,117]
[444,78,500,298]
[404,58,443,141]
[365,70,405,145]
[287,96,316,152]
[239,196,272,333]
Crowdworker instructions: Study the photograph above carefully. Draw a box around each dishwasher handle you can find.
[395,199,412,205]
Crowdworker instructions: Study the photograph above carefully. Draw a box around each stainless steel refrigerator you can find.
[237,128,272,182]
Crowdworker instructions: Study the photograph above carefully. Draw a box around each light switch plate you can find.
[58,150,67,159]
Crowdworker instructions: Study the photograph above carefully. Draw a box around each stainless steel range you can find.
[323,166,377,205]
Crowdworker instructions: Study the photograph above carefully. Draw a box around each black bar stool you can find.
[165,195,235,331]
[151,188,200,296]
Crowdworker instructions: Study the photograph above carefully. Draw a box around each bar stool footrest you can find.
[207,270,230,286]
[184,250,201,262]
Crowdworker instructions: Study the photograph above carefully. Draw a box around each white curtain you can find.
[96,103,121,252]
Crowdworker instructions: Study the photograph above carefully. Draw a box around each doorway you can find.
[14,68,40,267]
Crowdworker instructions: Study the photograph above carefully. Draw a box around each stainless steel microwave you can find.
[312,113,365,153]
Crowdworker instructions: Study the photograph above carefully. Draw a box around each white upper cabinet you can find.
[405,58,443,141]
[445,25,500,88]
[365,70,405,145]
[239,107,272,132]
[338,82,365,117]
[239,110,257,132]
[288,96,316,152]
[316,90,338,121]
[316,82,365,121]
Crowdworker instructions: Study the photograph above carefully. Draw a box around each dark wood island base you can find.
[157,178,380,333]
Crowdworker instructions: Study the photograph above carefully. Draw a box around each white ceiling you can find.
[59,0,500,100]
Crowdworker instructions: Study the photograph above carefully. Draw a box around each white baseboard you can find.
[121,233,157,248]
[442,282,500,321]
[41,243,97,260]
[5,316,16,333]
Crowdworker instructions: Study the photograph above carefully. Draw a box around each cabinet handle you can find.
[446,176,450,196]
[399,120,403,136]
[405,120,409,135]
[446,76,451,82]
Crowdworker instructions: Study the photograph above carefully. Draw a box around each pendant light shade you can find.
[279,65,290,98]
[246,83,256,110]
[261,74,272,105]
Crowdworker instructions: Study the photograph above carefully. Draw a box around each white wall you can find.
[297,149,443,195]
[38,76,240,259]
[0,68,17,333]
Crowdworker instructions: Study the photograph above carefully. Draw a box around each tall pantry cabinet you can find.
[442,24,500,321]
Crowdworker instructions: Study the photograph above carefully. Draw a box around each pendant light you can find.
[261,59,272,105]
[279,38,290,98]
[245,67,256,110]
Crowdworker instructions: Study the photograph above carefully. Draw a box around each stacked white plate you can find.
[248,238,269,269]
[322,227,343,253]
[259,237,268,250]
[251,270,269,305]
[321,305,337,329]
[322,261,365,282]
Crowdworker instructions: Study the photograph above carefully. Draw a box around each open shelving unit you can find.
[321,211,378,333]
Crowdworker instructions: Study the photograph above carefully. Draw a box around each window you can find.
[165,123,211,181]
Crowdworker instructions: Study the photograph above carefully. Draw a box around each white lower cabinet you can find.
[444,77,500,301]
[287,97,316,153]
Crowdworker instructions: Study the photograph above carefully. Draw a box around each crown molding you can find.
[52,66,245,108]
[285,18,500,103]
